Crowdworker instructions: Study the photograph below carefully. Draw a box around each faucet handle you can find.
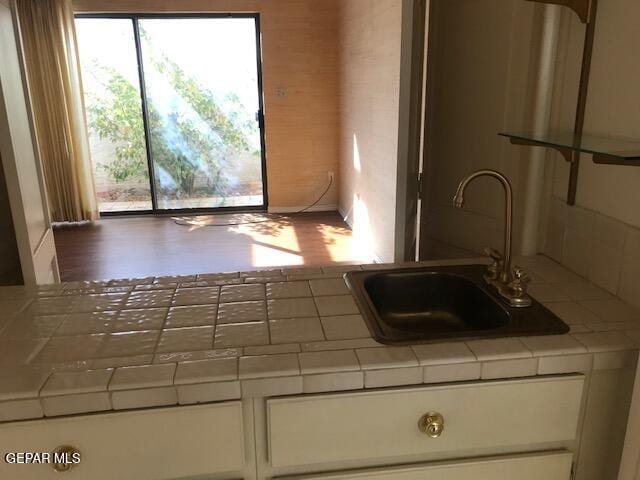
[512,266,530,284]
[510,266,531,299]
[504,266,533,307]
[483,246,502,261]
[483,246,502,281]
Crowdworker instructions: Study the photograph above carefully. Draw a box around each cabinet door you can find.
[284,451,573,480]
[0,0,58,285]
[268,375,583,468]
[0,403,245,480]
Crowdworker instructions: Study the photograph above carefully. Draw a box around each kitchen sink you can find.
[345,264,569,344]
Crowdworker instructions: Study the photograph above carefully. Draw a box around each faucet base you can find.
[484,276,533,308]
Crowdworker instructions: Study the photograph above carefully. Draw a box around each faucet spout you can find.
[453,169,513,284]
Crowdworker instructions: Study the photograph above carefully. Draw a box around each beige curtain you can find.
[16,0,98,222]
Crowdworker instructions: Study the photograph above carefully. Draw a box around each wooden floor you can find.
[54,212,369,282]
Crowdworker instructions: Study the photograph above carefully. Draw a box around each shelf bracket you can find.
[565,0,598,205]
[508,137,573,163]
[593,154,640,166]
[508,137,577,204]
[525,0,592,23]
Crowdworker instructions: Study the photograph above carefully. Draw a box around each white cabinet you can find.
[267,375,584,468]
[0,403,245,480]
[280,451,573,480]
[0,374,600,480]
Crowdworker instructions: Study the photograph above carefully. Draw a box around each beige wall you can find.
[0,153,23,284]
[73,0,340,211]
[421,0,541,259]
[337,0,403,263]
[548,0,640,228]
[541,0,640,306]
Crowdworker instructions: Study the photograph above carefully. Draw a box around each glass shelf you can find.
[499,131,640,165]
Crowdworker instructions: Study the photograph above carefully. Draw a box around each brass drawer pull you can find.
[51,445,81,472]
[418,412,444,438]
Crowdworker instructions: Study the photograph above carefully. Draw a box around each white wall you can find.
[541,0,640,306]
[337,0,403,263]
[421,0,541,259]
[549,0,640,227]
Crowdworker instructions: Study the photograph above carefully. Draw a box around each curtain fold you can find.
[16,0,98,222]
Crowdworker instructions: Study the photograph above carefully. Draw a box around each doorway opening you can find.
[75,14,268,215]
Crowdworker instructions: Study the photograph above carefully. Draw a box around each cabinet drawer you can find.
[282,451,573,479]
[0,402,244,480]
[268,375,583,467]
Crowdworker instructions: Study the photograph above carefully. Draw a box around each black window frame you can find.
[75,12,269,217]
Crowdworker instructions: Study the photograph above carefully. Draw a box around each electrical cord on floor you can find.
[173,175,334,227]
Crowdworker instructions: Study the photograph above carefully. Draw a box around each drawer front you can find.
[0,402,244,480]
[282,451,573,479]
[268,376,583,467]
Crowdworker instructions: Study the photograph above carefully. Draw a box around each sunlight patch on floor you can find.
[231,223,303,268]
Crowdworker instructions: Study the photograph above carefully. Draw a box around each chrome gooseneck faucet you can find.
[453,169,532,308]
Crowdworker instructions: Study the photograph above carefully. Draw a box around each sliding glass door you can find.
[75,18,153,212]
[75,14,267,214]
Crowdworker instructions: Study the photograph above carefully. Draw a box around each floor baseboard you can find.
[268,204,338,214]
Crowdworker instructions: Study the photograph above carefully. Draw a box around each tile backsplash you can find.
[544,195,640,308]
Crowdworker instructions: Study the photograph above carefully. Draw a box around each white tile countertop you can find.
[0,256,638,422]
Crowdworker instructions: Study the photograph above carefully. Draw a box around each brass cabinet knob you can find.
[418,412,445,438]
[51,445,81,473]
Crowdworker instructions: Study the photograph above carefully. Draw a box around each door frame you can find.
[0,0,59,285]
[74,12,269,217]
[395,0,428,262]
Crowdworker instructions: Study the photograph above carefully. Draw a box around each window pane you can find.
[138,18,265,210]
[76,18,152,213]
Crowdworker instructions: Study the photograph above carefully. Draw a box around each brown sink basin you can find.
[345,264,569,345]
